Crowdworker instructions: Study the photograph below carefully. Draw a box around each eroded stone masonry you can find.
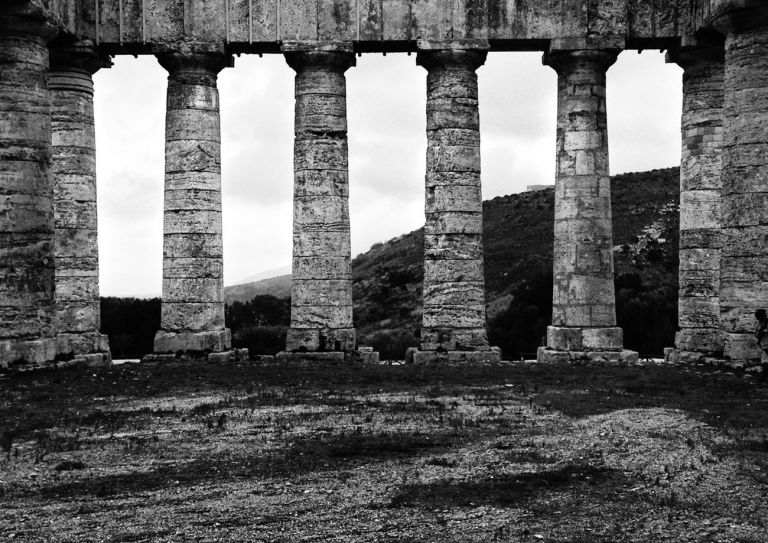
[2,0,767,369]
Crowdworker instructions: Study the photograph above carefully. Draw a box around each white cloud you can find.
[92,50,681,296]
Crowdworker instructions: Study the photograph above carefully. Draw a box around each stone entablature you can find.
[41,0,725,52]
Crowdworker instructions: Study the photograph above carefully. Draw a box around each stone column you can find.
[409,46,500,365]
[713,6,768,365]
[539,44,636,364]
[0,12,59,369]
[281,46,360,361]
[666,41,725,363]
[152,50,234,360]
[49,41,112,366]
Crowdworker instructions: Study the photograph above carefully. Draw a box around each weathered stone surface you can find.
[417,48,492,355]
[49,41,111,362]
[667,41,725,357]
[544,46,623,353]
[285,326,355,352]
[285,48,357,353]
[547,326,622,351]
[293,256,350,280]
[154,329,231,354]
[58,0,708,49]
[536,347,639,365]
[0,13,59,369]
[712,10,768,362]
[161,302,225,332]
[154,51,231,354]
[420,328,490,351]
[411,347,502,366]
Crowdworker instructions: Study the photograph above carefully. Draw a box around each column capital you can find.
[49,40,111,95]
[284,47,356,74]
[543,47,619,75]
[666,38,725,71]
[416,47,487,72]
[156,49,234,78]
[0,7,59,42]
[711,1,768,35]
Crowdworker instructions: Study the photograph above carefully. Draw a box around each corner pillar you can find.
[713,6,768,365]
[666,39,725,363]
[539,43,637,364]
[49,40,112,366]
[0,12,59,369]
[410,45,500,365]
[151,50,234,360]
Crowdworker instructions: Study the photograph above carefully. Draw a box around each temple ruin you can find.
[1,0,766,369]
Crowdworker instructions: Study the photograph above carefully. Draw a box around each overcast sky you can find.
[92,50,682,298]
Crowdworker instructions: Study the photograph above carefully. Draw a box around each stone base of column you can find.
[723,333,764,365]
[405,347,502,366]
[665,348,766,371]
[153,329,232,355]
[286,327,356,352]
[0,338,59,370]
[674,329,723,356]
[56,331,110,356]
[547,326,624,351]
[143,348,250,364]
[536,347,639,365]
[275,347,379,365]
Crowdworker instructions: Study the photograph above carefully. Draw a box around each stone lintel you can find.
[407,347,502,366]
[416,38,490,51]
[547,36,625,53]
[153,329,231,354]
[537,347,639,365]
[275,349,379,365]
[281,40,354,54]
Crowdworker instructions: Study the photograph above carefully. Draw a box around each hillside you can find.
[223,167,681,357]
[224,274,292,304]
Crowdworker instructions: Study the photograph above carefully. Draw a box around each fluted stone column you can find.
[713,6,768,364]
[281,46,358,358]
[50,41,112,366]
[539,44,636,364]
[409,46,500,365]
[667,41,725,362]
[153,50,233,358]
[0,12,59,369]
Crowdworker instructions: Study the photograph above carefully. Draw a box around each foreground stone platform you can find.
[405,348,502,366]
[537,347,639,365]
[275,349,379,365]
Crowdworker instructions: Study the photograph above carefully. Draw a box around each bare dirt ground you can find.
[1,360,767,542]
